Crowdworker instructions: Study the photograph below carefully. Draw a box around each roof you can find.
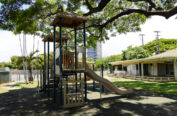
[51,12,87,28]
[110,49,177,66]
[42,33,70,42]
[147,49,177,59]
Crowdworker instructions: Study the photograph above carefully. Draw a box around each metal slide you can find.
[86,68,133,95]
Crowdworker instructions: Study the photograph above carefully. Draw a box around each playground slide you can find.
[86,68,133,95]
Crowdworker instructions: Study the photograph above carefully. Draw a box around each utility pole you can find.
[139,34,145,48]
[154,31,160,54]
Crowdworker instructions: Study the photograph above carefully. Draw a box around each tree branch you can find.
[83,0,111,16]
[89,6,177,29]
[127,0,162,10]
[84,0,93,11]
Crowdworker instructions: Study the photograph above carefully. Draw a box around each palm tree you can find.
[25,50,39,83]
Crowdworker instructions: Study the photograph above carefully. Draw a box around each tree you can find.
[1,0,177,47]
[95,59,104,69]
[25,50,39,82]
[121,46,149,60]
[10,50,45,82]
[32,54,44,70]
[95,54,122,69]
[11,56,23,69]
[0,62,12,69]
[104,54,122,69]
[144,38,177,55]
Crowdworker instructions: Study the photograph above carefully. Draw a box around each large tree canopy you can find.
[0,0,177,47]
[121,45,149,60]
[144,38,177,55]
[95,54,122,69]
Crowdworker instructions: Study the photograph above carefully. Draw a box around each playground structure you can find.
[41,12,132,108]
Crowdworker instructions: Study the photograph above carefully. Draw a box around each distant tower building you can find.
[87,42,102,60]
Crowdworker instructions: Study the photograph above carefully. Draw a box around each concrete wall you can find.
[127,65,136,76]
[147,63,158,76]
[153,63,158,76]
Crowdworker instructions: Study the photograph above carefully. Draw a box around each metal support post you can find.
[74,28,78,93]
[47,37,50,97]
[53,26,56,103]
[92,64,95,90]
[44,42,46,91]
[59,18,63,106]
[83,21,87,102]
[101,64,104,92]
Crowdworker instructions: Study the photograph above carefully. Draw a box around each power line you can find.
[154,31,160,54]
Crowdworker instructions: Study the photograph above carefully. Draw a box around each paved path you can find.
[1,85,177,116]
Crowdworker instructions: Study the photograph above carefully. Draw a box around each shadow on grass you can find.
[12,82,38,88]
[113,81,177,95]
[0,87,177,116]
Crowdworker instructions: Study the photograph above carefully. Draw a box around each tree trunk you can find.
[29,69,33,82]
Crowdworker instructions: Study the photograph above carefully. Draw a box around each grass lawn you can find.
[0,81,38,94]
[111,78,177,95]
[0,87,9,94]
[13,81,38,88]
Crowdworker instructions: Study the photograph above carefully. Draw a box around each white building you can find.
[110,49,177,80]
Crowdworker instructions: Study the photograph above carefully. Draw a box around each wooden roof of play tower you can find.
[42,33,69,42]
[51,12,87,28]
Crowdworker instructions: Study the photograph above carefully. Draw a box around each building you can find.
[87,42,102,60]
[0,67,11,84]
[110,49,177,80]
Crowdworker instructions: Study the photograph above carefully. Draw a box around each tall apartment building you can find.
[87,42,102,61]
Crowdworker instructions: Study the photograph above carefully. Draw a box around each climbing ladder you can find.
[62,79,84,108]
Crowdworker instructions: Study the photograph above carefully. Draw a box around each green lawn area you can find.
[0,87,9,94]
[111,78,177,95]
[13,81,38,88]
[0,83,12,94]
[0,82,38,94]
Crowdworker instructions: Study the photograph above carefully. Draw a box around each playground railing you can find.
[61,46,86,71]
[63,79,84,108]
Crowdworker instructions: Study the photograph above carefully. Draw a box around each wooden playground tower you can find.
[42,12,87,108]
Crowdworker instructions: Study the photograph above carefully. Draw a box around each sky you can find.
[0,15,177,62]
[102,15,177,58]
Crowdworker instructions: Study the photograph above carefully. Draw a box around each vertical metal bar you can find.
[92,64,95,91]
[83,21,87,102]
[59,18,63,106]
[101,64,104,92]
[53,26,56,103]
[44,41,46,91]
[40,70,43,89]
[41,69,42,89]
[80,73,81,89]
[47,38,50,97]
[66,76,68,94]
[74,28,78,93]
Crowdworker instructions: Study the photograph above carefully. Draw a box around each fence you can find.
[10,70,41,82]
